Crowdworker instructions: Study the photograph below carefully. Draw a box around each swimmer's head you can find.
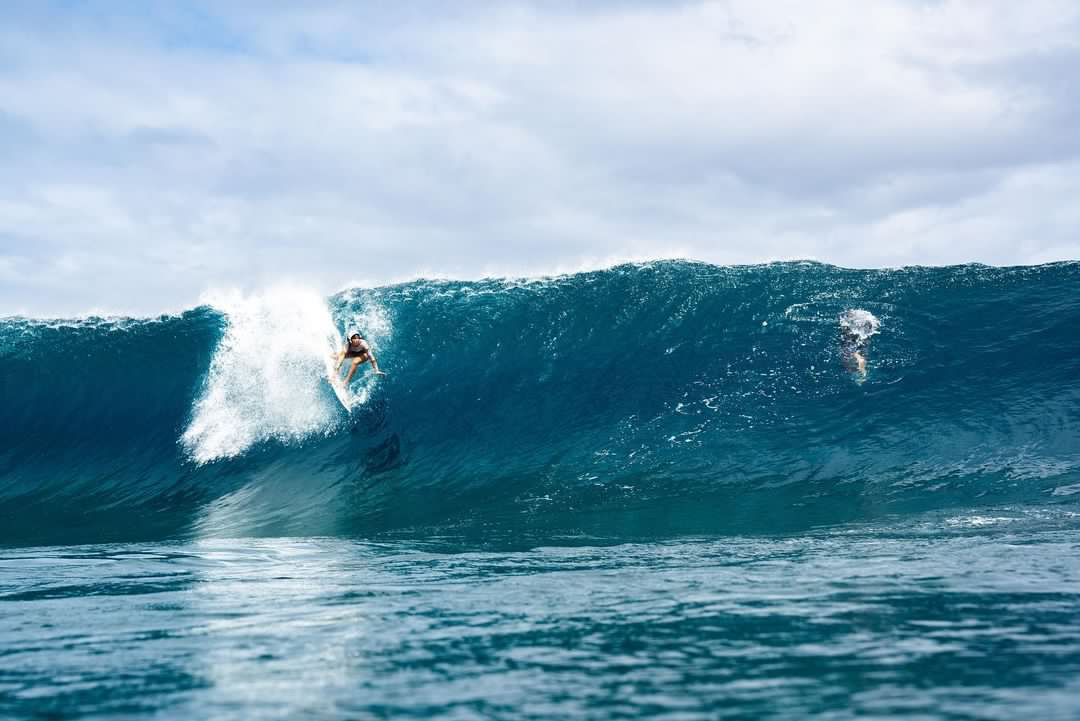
[839,309,881,341]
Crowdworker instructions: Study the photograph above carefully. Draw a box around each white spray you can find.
[839,308,881,342]
[182,286,348,464]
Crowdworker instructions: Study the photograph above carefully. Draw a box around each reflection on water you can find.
[3,513,1080,720]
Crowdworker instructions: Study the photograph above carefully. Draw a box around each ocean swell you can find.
[2,261,1078,546]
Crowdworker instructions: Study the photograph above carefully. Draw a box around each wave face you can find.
[2,262,1079,546]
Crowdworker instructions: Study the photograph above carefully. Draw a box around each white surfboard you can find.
[324,352,355,410]
[330,376,354,409]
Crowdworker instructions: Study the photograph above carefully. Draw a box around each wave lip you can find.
[2,261,1080,546]
[181,287,345,463]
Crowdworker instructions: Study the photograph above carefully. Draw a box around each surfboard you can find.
[325,352,354,410]
[330,376,354,409]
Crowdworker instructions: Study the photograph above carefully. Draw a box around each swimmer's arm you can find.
[854,351,866,374]
[334,347,347,372]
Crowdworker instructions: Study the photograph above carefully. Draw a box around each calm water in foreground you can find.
[3,510,1080,721]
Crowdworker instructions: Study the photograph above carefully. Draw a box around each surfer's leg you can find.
[343,357,367,384]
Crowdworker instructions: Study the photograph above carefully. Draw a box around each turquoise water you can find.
[4,514,1080,720]
[2,261,1080,718]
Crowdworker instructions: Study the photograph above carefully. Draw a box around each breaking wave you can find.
[2,261,1078,546]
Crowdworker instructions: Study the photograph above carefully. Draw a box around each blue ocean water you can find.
[2,261,1080,719]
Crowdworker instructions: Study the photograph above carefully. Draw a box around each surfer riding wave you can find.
[335,332,386,385]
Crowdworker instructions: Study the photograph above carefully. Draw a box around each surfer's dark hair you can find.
[350,333,362,340]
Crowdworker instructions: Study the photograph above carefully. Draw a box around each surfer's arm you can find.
[368,351,386,375]
[359,341,386,375]
[334,347,347,372]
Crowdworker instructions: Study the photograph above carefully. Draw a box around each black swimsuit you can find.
[840,330,867,361]
[344,343,368,359]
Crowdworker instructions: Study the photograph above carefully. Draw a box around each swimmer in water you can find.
[839,309,880,379]
[840,326,868,375]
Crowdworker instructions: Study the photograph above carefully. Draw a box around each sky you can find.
[1,0,1079,316]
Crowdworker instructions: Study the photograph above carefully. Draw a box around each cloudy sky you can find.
[2,1,1078,316]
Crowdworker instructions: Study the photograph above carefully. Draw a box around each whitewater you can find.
[2,261,1080,720]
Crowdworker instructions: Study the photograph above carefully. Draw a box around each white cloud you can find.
[1,0,1078,316]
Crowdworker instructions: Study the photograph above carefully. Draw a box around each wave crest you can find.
[2,261,1079,545]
